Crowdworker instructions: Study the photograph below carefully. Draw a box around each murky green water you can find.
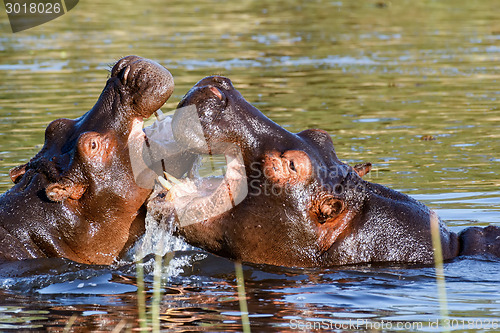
[0,0,499,331]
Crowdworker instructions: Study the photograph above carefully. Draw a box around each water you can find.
[0,0,499,331]
[0,253,499,331]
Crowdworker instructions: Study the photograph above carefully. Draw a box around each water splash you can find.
[134,208,193,260]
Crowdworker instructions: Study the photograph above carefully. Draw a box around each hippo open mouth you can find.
[0,56,176,265]
[148,76,500,268]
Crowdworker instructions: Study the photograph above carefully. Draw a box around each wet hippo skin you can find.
[0,56,174,265]
[149,76,500,267]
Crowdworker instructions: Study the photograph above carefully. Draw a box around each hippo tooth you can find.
[163,171,181,185]
[154,110,166,121]
[158,176,172,190]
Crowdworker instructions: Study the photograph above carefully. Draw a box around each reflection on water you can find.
[0,0,499,331]
[0,252,499,331]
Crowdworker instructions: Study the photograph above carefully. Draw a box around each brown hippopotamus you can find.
[0,56,178,265]
[148,76,500,267]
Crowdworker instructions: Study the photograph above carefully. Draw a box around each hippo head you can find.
[0,56,174,264]
[148,76,459,267]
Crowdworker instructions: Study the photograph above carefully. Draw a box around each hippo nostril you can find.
[210,86,223,100]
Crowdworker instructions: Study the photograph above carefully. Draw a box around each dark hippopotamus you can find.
[0,55,178,265]
[148,76,500,267]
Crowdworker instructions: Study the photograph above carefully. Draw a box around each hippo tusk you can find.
[154,110,166,121]
[158,171,182,190]
[163,171,181,185]
[157,175,173,190]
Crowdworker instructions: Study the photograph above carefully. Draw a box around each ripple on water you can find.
[37,273,136,295]
[162,55,379,71]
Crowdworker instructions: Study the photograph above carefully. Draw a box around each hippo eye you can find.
[89,139,100,151]
[87,138,100,153]
[289,160,296,172]
[78,132,107,159]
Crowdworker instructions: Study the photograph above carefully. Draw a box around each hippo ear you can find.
[46,182,87,202]
[353,163,372,178]
[9,164,27,183]
[312,196,345,224]
[311,195,349,253]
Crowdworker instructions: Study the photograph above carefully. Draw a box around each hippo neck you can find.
[79,82,137,136]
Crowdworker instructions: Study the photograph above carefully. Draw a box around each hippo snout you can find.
[111,55,174,119]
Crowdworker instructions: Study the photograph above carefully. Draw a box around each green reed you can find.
[135,250,148,332]
[235,261,251,333]
[430,213,450,333]
[135,243,174,332]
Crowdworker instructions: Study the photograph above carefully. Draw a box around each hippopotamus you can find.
[0,55,183,265]
[148,75,500,267]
